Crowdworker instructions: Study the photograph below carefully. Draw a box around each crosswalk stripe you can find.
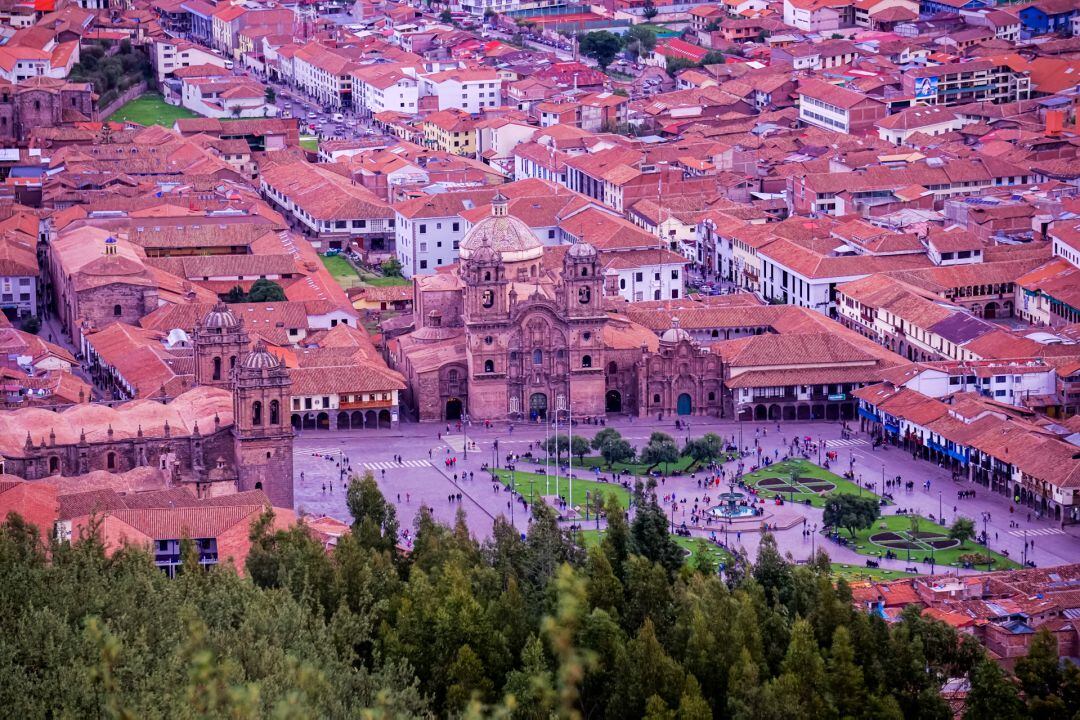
[362,460,432,471]
[823,439,868,448]
[1009,527,1064,537]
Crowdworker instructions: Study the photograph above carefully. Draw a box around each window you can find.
[635,272,643,282]
[671,269,679,279]
[270,400,280,425]
[419,224,427,233]
[653,394,661,404]
[484,335,493,345]
[582,355,592,368]
[113,304,122,316]
[484,359,494,373]
[420,260,428,269]
[252,401,262,425]
[482,289,494,308]
[708,392,716,401]
[107,452,116,470]
[212,356,222,381]
[533,349,543,365]
[322,396,330,407]
[583,331,592,341]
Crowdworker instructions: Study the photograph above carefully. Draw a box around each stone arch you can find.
[797,405,811,420]
[291,413,302,430]
[378,410,392,428]
[337,411,350,429]
[984,302,999,319]
[316,412,329,430]
[366,409,378,427]
[351,410,363,428]
[445,398,462,421]
[754,404,767,421]
[782,405,796,421]
[825,404,840,421]
[606,390,622,413]
[768,404,781,420]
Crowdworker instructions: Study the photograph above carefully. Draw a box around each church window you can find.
[582,355,592,368]
[448,369,459,382]
[580,266,588,276]
[230,356,237,369]
[484,359,494,373]
[533,349,543,365]
[252,401,263,425]
[484,335,493,345]
[33,100,40,111]
[113,304,122,316]
[578,287,590,304]
[653,394,660,404]
[270,400,280,425]
[708,392,716,401]
[583,331,592,341]
[212,356,222,381]
[484,271,491,281]
[107,452,116,470]
[482,289,494,308]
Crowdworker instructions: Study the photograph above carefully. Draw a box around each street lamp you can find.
[811,523,817,558]
[880,463,885,498]
[981,511,991,570]
[1023,529,1029,567]
[585,490,590,521]
[938,490,942,525]
[462,412,468,460]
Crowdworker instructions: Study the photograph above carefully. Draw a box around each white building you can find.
[352,65,420,117]
[153,40,228,83]
[419,68,502,113]
[603,249,687,303]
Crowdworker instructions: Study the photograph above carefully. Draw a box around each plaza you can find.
[294,414,1080,576]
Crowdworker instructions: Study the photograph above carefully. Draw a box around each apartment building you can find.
[351,65,419,117]
[419,69,502,113]
[901,60,1030,107]
[797,79,887,135]
[294,43,357,109]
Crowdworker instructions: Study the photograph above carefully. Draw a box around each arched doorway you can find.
[797,405,810,421]
[351,410,363,428]
[378,410,391,428]
[605,390,622,413]
[445,397,463,421]
[365,410,377,428]
[302,413,317,430]
[984,302,998,319]
[768,404,781,420]
[291,414,302,430]
[337,411,350,429]
[316,412,330,430]
[529,392,548,420]
[754,404,767,421]
[677,393,692,415]
[825,404,839,421]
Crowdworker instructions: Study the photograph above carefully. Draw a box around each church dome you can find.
[660,318,692,344]
[567,241,597,259]
[203,302,239,330]
[459,193,542,264]
[242,340,280,370]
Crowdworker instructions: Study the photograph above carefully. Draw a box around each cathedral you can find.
[0,305,295,508]
[391,194,725,422]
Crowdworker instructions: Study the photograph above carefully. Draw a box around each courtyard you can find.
[106,94,198,126]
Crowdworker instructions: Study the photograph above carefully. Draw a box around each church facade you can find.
[0,305,295,508]
[392,195,726,422]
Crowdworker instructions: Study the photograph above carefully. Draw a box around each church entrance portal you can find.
[605,390,622,413]
[445,397,463,421]
[530,393,548,420]
[677,393,692,416]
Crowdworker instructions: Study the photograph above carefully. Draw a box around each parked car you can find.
[332,112,344,123]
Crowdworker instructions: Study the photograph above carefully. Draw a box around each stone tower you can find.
[193,303,249,387]
[563,242,607,416]
[231,340,294,508]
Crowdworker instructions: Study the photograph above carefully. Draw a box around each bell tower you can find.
[194,303,249,388]
[232,340,294,508]
[462,241,508,323]
[562,241,603,319]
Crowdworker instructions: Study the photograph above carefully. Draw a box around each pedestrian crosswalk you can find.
[823,439,868,448]
[1009,527,1065,538]
[443,434,466,452]
[363,460,433,471]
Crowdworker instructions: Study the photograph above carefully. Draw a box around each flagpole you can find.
[553,401,559,502]
[568,387,573,520]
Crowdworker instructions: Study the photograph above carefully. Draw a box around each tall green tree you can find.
[347,471,400,556]
[822,494,880,538]
[246,278,287,302]
[578,31,623,69]
[964,656,1025,720]
[640,432,680,473]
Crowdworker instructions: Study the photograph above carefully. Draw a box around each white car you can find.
[307,111,317,119]
[332,113,344,123]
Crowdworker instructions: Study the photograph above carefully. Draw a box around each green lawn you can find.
[300,135,319,152]
[358,269,410,287]
[840,514,1018,570]
[107,94,199,126]
[321,254,363,288]
[830,563,920,583]
[493,468,630,513]
[742,459,878,508]
[578,528,733,570]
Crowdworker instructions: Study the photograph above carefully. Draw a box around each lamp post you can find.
[510,468,515,527]
[1023,529,1028,567]
[811,523,817,558]
[981,511,991,570]
[492,438,499,470]
[938,490,942,525]
[585,491,590,521]
[880,463,885,498]
[462,412,468,460]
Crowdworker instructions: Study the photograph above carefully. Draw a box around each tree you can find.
[630,491,683,576]
[265,86,276,104]
[245,278,286,302]
[571,436,591,463]
[226,285,246,303]
[578,31,622,69]
[642,0,658,21]
[640,432,679,473]
[601,438,635,468]
[822,493,880,538]
[626,25,657,58]
[683,433,722,469]
[21,316,40,335]
[964,656,1025,720]
[591,427,622,453]
[229,105,242,119]
[440,8,452,22]
[543,433,570,463]
[381,256,403,277]
[665,57,696,77]
[949,517,976,544]
[346,471,399,555]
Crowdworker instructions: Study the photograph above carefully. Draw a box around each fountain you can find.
[707,491,757,519]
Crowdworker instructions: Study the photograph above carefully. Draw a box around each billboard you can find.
[914,76,939,100]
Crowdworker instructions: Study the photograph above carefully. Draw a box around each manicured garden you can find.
[840,514,1018,570]
[742,459,878,508]
[107,94,198,126]
[829,563,920,582]
[535,428,737,478]
[492,468,631,513]
[321,254,363,288]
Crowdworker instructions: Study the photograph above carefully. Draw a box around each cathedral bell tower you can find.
[562,241,603,318]
[232,340,294,508]
[194,303,249,388]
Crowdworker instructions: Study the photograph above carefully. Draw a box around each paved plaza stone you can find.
[294,415,1080,574]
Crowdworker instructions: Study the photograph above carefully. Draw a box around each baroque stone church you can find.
[391,194,725,422]
[0,305,295,508]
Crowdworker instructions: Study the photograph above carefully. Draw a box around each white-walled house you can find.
[419,69,502,113]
